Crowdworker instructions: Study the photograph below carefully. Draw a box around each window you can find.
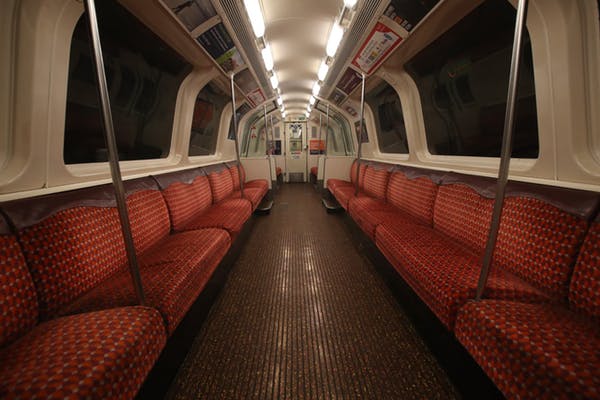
[405,0,539,158]
[64,0,191,164]
[189,81,230,156]
[366,81,409,154]
[315,103,354,156]
[241,103,277,157]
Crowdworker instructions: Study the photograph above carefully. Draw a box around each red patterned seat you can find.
[0,216,165,399]
[227,161,269,194]
[456,215,600,399]
[0,307,166,399]
[310,166,318,177]
[327,159,365,207]
[276,166,282,176]
[181,199,251,239]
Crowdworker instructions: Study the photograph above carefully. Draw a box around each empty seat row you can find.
[0,162,268,399]
[328,159,600,399]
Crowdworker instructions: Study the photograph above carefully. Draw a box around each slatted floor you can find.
[166,183,459,399]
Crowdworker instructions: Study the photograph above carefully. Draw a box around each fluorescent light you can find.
[270,73,279,89]
[282,111,287,118]
[309,96,316,105]
[326,23,344,57]
[261,44,274,71]
[317,61,329,81]
[344,0,357,8]
[243,0,265,38]
[312,82,321,96]
[277,97,283,106]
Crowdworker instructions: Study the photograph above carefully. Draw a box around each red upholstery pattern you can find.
[327,178,353,193]
[332,185,359,211]
[433,184,493,255]
[181,198,252,237]
[386,172,438,226]
[348,196,408,239]
[375,222,551,329]
[310,166,318,177]
[0,234,38,348]
[60,229,230,334]
[208,169,235,203]
[362,166,390,200]
[233,187,266,211]
[18,207,127,319]
[228,164,243,190]
[127,190,170,254]
[276,167,282,176]
[570,220,600,318]
[0,306,166,399]
[244,179,269,192]
[350,162,367,189]
[495,197,589,299]
[455,300,600,399]
[161,175,213,231]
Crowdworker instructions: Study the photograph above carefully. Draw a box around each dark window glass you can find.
[366,81,409,153]
[189,81,230,156]
[64,0,191,164]
[405,0,539,158]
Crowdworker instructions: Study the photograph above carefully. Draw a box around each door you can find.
[285,122,307,182]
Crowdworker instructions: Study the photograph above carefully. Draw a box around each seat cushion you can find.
[181,198,252,238]
[233,187,267,211]
[455,300,600,399]
[160,175,213,231]
[327,178,352,194]
[310,166,318,176]
[0,306,166,399]
[332,185,359,210]
[375,222,552,329]
[348,196,412,239]
[60,229,231,334]
[276,167,282,176]
[244,179,269,193]
[570,218,600,318]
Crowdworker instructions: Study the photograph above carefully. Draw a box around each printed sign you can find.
[197,23,245,72]
[329,89,346,106]
[352,22,402,75]
[336,68,363,95]
[309,140,326,155]
[384,0,440,32]
[247,88,266,106]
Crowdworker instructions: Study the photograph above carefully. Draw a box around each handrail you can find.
[83,0,145,305]
[264,105,274,185]
[475,0,529,300]
[355,73,366,196]
[230,73,245,199]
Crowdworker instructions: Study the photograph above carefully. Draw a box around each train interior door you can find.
[285,121,307,182]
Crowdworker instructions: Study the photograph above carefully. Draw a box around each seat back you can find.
[226,161,245,191]
[433,173,495,255]
[362,164,391,200]
[494,182,599,299]
[154,168,212,231]
[205,164,235,203]
[350,160,367,189]
[569,214,600,318]
[387,167,442,226]
[0,215,39,347]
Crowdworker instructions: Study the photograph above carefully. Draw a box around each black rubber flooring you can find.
[166,183,459,399]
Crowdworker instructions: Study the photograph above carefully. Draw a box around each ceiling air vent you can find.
[218,0,272,97]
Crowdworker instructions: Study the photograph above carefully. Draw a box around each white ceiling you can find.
[261,0,343,115]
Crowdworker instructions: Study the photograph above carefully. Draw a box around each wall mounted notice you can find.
[329,89,346,106]
[336,68,363,95]
[247,88,266,106]
[352,22,402,75]
[197,23,244,72]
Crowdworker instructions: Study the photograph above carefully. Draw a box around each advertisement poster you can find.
[336,68,363,95]
[352,22,402,75]
[247,88,266,106]
[329,89,346,106]
[384,0,440,32]
[166,0,217,31]
[234,68,259,94]
[197,23,245,72]
[309,139,326,155]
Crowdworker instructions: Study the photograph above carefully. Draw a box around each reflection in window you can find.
[366,81,409,154]
[189,81,230,156]
[64,0,191,164]
[405,0,538,158]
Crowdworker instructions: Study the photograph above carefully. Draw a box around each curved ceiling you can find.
[261,0,343,115]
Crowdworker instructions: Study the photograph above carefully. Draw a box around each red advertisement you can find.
[352,22,402,75]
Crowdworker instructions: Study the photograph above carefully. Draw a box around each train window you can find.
[405,0,539,158]
[63,0,191,164]
[241,111,270,157]
[366,81,409,154]
[315,104,354,156]
[189,81,230,156]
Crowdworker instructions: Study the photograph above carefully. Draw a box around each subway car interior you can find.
[1,0,600,398]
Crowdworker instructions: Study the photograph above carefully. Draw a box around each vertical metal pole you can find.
[355,73,366,196]
[264,105,274,185]
[270,114,277,187]
[83,0,145,305]
[322,104,330,193]
[230,73,245,198]
[476,0,529,300]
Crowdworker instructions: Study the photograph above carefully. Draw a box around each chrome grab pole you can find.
[270,114,277,187]
[264,105,273,185]
[230,73,245,198]
[322,104,330,193]
[476,0,529,300]
[83,0,145,305]
[355,73,366,196]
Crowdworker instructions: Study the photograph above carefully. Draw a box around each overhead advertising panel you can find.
[384,0,440,32]
[164,0,217,31]
[197,23,245,72]
[336,67,363,95]
[352,22,402,75]
[329,89,346,106]
[234,68,259,94]
[247,88,266,106]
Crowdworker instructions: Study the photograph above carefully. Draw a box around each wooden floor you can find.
[166,183,459,399]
